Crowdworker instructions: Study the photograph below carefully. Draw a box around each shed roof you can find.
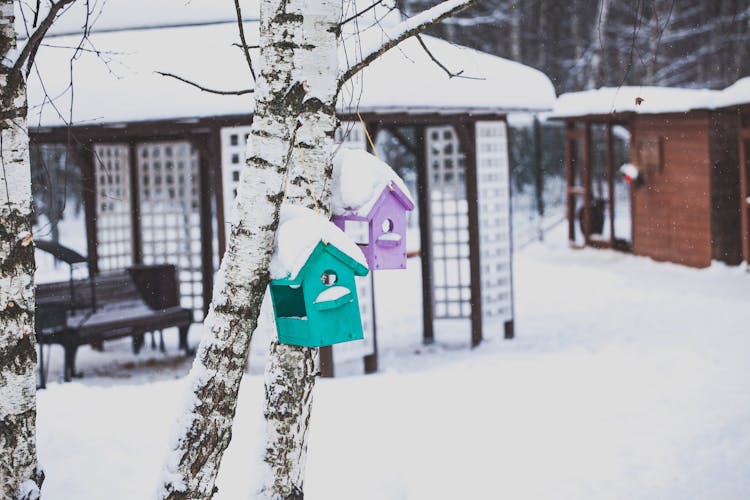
[550,79,750,120]
[25,2,555,128]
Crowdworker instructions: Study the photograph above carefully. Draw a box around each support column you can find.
[454,121,483,348]
[128,140,143,264]
[414,125,435,345]
[363,120,381,374]
[194,135,215,318]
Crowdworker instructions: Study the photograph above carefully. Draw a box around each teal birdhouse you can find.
[269,205,370,348]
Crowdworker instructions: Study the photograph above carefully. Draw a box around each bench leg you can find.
[132,334,144,355]
[38,342,46,390]
[151,331,157,350]
[63,343,80,382]
[159,330,166,353]
[178,326,193,355]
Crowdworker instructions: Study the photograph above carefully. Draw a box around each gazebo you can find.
[26,0,556,374]
[550,85,746,268]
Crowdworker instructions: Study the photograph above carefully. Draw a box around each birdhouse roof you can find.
[332,149,415,218]
[270,205,368,282]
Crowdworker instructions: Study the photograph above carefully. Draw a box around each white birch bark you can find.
[0,2,43,498]
[257,0,340,497]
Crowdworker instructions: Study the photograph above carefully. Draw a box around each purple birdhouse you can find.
[332,149,415,270]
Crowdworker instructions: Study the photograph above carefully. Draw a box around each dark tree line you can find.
[401,0,750,93]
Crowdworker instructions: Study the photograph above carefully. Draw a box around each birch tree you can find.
[159,0,476,498]
[1,0,76,498]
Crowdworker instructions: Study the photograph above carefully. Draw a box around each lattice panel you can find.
[136,142,203,319]
[93,144,133,271]
[475,121,513,327]
[220,126,252,222]
[426,126,471,319]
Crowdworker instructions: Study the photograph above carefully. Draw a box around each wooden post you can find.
[74,140,99,277]
[739,108,750,265]
[414,125,435,345]
[533,116,545,222]
[363,120,381,374]
[454,121,483,348]
[195,135,215,318]
[363,273,378,374]
[211,127,227,262]
[128,140,144,264]
[565,122,576,244]
[582,123,592,245]
[606,122,616,244]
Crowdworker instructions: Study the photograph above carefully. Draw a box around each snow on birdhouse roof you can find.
[26,12,555,128]
[550,86,722,119]
[269,205,368,281]
[332,148,414,218]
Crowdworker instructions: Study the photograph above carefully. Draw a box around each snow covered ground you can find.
[35,225,750,499]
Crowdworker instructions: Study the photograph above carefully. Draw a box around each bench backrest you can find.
[36,264,181,311]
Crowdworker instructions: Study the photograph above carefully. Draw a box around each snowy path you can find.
[36,233,750,499]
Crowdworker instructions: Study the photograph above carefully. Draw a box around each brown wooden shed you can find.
[551,86,745,268]
[715,78,750,267]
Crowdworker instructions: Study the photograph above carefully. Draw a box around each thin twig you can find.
[339,0,384,26]
[415,35,483,80]
[233,0,256,81]
[14,0,77,78]
[340,0,479,86]
[155,71,254,95]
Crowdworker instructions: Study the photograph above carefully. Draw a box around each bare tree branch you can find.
[339,0,479,85]
[415,34,483,80]
[155,71,254,95]
[339,0,384,27]
[14,0,77,78]
[233,0,256,81]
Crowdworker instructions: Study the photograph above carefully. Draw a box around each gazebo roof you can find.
[24,1,555,128]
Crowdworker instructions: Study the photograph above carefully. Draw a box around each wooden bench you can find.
[36,264,194,382]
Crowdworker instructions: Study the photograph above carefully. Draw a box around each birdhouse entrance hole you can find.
[321,269,338,286]
[271,285,307,319]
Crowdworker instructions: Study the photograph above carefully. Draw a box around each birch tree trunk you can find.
[159,0,336,496]
[0,2,43,498]
[257,0,341,493]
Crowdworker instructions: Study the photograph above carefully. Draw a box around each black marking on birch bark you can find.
[247,155,276,169]
[0,333,36,379]
[273,12,304,23]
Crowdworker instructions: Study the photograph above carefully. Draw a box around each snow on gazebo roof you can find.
[332,149,414,218]
[269,205,368,281]
[25,3,555,128]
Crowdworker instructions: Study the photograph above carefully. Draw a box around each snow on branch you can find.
[339,0,478,85]
[13,0,76,78]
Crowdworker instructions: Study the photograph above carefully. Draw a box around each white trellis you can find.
[475,121,514,331]
[136,141,203,319]
[93,144,133,271]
